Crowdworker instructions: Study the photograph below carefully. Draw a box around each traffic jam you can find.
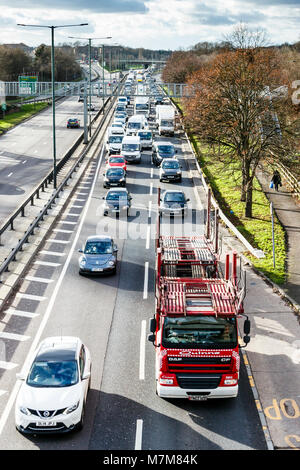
[0,67,253,444]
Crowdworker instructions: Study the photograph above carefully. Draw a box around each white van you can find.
[121,135,141,164]
[134,96,149,117]
[137,130,153,150]
[156,105,175,136]
[126,115,148,136]
[106,133,124,154]
[117,96,128,107]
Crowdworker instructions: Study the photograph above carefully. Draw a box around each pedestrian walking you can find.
[271,170,282,191]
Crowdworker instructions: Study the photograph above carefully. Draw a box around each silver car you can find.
[159,190,190,218]
[78,236,118,275]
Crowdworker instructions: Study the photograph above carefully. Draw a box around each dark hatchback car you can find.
[152,142,177,166]
[103,167,126,188]
[67,118,80,128]
[78,235,118,275]
[102,188,132,217]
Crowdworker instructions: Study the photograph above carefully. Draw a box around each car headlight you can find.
[79,257,86,267]
[63,401,80,415]
[108,261,115,266]
[177,170,181,174]
[19,406,31,416]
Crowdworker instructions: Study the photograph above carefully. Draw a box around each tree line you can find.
[0,44,82,82]
[162,26,300,218]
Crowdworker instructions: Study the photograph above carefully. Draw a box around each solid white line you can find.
[149,182,153,196]
[22,160,27,164]
[66,212,80,217]
[34,260,61,267]
[25,276,54,284]
[143,262,149,300]
[16,293,47,302]
[4,308,39,319]
[139,320,146,380]
[148,200,152,218]
[150,167,153,178]
[71,198,86,202]
[40,250,65,257]
[7,172,13,178]
[135,419,143,450]
[0,332,30,342]
[0,145,105,436]
[71,205,84,209]
[0,361,18,371]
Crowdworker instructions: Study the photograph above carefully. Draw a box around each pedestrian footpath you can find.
[256,166,300,306]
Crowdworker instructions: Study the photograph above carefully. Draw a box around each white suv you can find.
[15,336,91,434]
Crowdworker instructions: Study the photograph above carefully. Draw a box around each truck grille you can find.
[168,356,232,373]
[177,374,221,389]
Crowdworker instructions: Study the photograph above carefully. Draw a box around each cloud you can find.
[0,0,149,13]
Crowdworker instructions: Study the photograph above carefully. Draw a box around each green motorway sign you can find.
[18,76,37,95]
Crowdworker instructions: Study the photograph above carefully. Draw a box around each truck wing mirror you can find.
[148,333,155,344]
[149,317,156,333]
[244,319,251,335]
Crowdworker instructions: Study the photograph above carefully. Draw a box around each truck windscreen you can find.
[162,316,237,349]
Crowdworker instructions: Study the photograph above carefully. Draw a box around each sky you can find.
[0,0,299,50]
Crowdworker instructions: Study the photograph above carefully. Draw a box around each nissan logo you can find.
[43,411,50,417]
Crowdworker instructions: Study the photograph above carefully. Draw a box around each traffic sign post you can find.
[18,76,37,95]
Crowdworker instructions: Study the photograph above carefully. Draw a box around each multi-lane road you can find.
[0,80,268,450]
[0,63,115,223]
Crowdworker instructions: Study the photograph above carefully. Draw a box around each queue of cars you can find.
[14,68,191,437]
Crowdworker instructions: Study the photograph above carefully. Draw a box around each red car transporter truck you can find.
[148,210,251,401]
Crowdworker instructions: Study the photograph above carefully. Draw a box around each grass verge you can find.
[0,102,49,134]
[190,136,286,284]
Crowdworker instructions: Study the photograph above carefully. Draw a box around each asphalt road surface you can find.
[0,92,268,450]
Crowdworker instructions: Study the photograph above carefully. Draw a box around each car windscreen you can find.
[109,157,125,163]
[161,120,173,126]
[164,192,185,202]
[27,360,79,387]
[162,160,179,169]
[84,240,113,254]
[128,122,142,129]
[122,144,139,151]
[109,136,123,143]
[106,192,128,201]
[162,316,237,349]
[158,145,174,155]
[106,168,124,177]
[138,132,151,139]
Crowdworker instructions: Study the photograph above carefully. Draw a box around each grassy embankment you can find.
[174,99,286,285]
[0,102,49,134]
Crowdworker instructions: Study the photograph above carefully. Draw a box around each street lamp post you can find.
[69,36,111,128]
[18,23,88,190]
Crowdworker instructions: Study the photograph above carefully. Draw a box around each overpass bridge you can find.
[1,80,195,99]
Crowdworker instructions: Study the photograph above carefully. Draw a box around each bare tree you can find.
[183,26,297,218]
